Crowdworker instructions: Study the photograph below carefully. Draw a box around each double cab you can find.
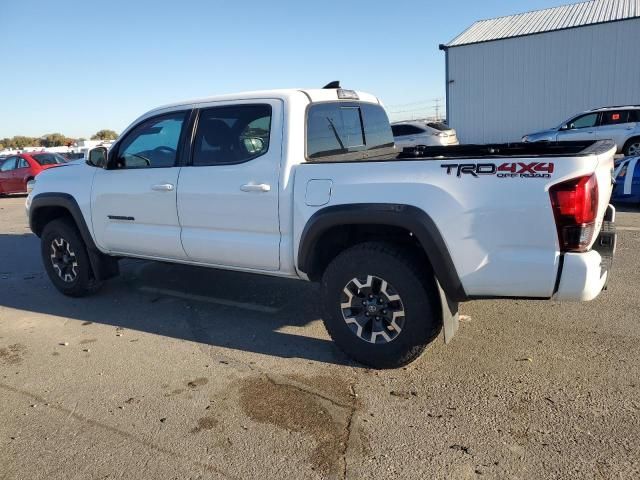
[27,86,617,368]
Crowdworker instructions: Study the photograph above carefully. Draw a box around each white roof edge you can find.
[145,88,380,116]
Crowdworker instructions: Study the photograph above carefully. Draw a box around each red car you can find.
[0,152,67,195]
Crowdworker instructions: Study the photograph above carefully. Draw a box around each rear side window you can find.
[426,122,450,131]
[192,104,272,166]
[32,153,67,165]
[601,111,631,125]
[392,124,424,136]
[306,102,394,159]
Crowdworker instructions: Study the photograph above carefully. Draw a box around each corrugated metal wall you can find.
[447,18,640,144]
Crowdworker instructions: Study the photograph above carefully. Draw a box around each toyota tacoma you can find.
[26,85,617,368]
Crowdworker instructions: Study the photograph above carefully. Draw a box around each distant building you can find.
[440,0,640,143]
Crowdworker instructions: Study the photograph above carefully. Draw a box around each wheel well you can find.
[304,224,430,281]
[31,206,74,237]
[623,136,640,152]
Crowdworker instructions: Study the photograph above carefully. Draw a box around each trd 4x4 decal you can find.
[441,162,554,178]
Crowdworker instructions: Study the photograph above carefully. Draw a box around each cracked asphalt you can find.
[1,195,639,479]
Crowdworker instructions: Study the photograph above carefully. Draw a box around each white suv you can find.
[523,106,640,156]
[391,121,458,149]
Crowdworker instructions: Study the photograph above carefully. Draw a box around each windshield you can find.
[32,153,68,165]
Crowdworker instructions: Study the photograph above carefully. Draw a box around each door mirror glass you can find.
[87,147,108,168]
[243,137,265,154]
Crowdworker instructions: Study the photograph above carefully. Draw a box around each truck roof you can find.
[145,88,381,117]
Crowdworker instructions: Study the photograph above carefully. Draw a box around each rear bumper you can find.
[553,205,616,302]
[553,250,608,301]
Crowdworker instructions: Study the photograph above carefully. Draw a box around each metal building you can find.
[440,0,640,144]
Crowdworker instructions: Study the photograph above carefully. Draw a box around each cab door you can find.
[0,157,18,193]
[91,110,191,260]
[177,101,282,270]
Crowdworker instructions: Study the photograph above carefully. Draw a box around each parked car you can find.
[27,86,616,368]
[0,152,67,195]
[522,106,640,155]
[612,156,640,204]
[391,121,458,150]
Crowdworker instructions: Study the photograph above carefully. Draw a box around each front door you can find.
[177,101,282,270]
[91,110,190,260]
[0,157,18,193]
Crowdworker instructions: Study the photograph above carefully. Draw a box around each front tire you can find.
[41,218,103,297]
[321,242,441,368]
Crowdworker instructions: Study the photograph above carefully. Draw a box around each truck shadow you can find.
[0,233,359,367]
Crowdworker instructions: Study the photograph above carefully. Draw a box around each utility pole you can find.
[433,98,443,121]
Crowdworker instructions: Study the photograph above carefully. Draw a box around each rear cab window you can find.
[306,102,395,161]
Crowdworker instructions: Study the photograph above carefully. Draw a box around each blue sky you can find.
[0,0,572,138]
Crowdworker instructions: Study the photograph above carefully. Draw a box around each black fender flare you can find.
[297,203,467,302]
[29,193,119,281]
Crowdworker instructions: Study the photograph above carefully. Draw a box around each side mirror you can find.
[87,147,108,168]
[243,137,265,154]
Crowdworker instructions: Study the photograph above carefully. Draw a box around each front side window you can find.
[307,102,394,159]
[192,104,272,166]
[116,112,187,169]
[32,153,67,165]
[0,157,17,172]
[570,113,599,129]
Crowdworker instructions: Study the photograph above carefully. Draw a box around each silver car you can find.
[522,106,640,155]
[391,121,459,149]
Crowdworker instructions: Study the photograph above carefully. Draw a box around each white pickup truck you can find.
[26,85,617,368]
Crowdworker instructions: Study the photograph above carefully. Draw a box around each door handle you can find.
[240,183,271,192]
[151,183,174,191]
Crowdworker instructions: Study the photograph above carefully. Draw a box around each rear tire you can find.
[623,137,640,156]
[41,218,103,297]
[320,241,441,369]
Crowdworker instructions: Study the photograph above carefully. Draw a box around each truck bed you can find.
[306,140,616,163]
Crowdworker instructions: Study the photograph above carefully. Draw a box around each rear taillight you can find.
[549,174,599,252]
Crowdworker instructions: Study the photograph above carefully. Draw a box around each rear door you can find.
[557,113,599,141]
[91,110,191,259]
[596,110,638,151]
[177,100,282,270]
[14,157,32,192]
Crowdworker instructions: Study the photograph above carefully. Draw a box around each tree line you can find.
[0,130,118,150]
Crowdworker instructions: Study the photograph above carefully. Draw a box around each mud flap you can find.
[437,280,459,343]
